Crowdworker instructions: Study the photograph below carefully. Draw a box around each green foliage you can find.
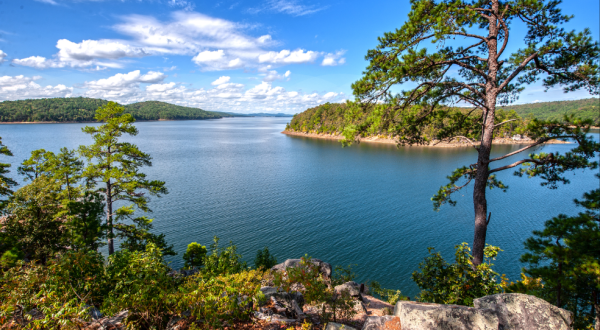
[0,97,232,122]
[254,246,277,270]
[369,281,409,305]
[202,236,247,277]
[1,176,64,263]
[273,256,357,324]
[176,269,265,328]
[17,148,54,181]
[62,191,106,252]
[501,98,600,126]
[183,242,208,269]
[513,182,599,329]
[115,216,176,257]
[0,250,105,328]
[0,247,23,269]
[80,101,168,254]
[0,136,16,211]
[103,243,178,329]
[411,243,505,306]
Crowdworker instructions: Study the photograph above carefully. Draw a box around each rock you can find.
[291,299,305,318]
[86,306,103,320]
[335,281,361,297]
[325,322,358,330]
[86,310,128,330]
[474,293,573,330]
[270,315,298,323]
[394,301,498,330]
[271,258,332,278]
[26,308,44,320]
[361,316,401,330]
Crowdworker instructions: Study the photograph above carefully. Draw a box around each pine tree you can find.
[351,0,599,265]
[80,102,168,255]
[0,136,17,211]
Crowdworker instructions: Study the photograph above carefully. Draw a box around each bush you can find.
[254,246,277,270]
[0,250,105,328]
[369,281,409,305]
[102,243,178,329]
[176,269,265,328]
[183,242,208,269]
[202,236,247,277]
[411,243,506,306]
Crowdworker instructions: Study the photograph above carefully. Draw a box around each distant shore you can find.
[0,118,228,124]
[282,130,572,147]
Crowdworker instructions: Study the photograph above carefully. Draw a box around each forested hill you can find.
[0,97,234,122]
[500,98,599,124]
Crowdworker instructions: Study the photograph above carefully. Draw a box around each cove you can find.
[1,117,598,297]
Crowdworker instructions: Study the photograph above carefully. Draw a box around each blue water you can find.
[1,118,598,297]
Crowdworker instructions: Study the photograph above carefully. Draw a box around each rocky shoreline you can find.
[282,130,571,147]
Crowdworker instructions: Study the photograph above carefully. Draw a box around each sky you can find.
[0,0,598,114]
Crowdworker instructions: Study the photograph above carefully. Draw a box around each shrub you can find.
[202,236,247,277]
[411,243,505,306]
[369,281,409,305]
[176,269,265,328]
[254,246,277,270]
[183,242,208,269]
[103,243,178,329]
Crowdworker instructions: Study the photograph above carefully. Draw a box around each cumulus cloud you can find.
[0,75,73,101]
[0,50,6,64]
[262,70,291,82]
[249,0,327,16]
[258,49,319,64]
[13,39,148,69]
[211,76,231,85]
[14,11,333,71]
[321,50,346,66]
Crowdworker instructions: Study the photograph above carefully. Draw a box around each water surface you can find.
[2,118,598,297]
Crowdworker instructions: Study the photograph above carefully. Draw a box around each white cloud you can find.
[321,50,346,66]
[163,66,177,72]
[0,75,73,101]
[0,50,6,64]
[258,49,319,64]
[34,0,58,4]
[14,11,334,71]
[250,0,327,16]
[211,76,231,85]
[84,70,166,90]
[262,69,291,82]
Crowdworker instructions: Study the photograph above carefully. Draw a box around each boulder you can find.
[394,301,498,330]
[334,281,361,297]
[474,293,573,330]
[325,322,358,330]
[361,316,402,330]
[272,258,332,278]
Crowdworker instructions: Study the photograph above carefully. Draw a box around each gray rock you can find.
[272,258,332,278]
[474,293,573,330]
[325,322,357,330]
[394,301,498,330]
[334,281,361,297]
[361,316,401,330]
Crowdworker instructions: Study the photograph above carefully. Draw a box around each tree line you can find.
[0,97,233,122]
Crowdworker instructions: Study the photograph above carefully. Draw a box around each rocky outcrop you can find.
[271,258,332,278]
[325,322,358,330]
[474,293,573,330]
[362,316,402,330]
[393,301,498,330]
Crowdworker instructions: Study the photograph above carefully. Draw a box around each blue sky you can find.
[0,0,598,114]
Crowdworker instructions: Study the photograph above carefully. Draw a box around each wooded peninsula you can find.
[0,97,234,122]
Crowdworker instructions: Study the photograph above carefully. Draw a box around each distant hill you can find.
[224,112,294,117]
[0,97,234,122]
[499,98,599,124]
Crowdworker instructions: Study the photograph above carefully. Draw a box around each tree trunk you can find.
[472,1,499,266]
[472,98,495,266]
[594,290,599,330]
[106,179,113,255]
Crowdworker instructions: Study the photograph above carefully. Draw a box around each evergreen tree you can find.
[351,0,599,265]
[0,136,16,211]
[515,178,599,329]
[17,149,54,181]
[46,147,84,201]
[79,102,168,255]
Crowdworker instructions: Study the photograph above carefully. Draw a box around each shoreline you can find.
[281,130,572,147]
[0,118,228,124]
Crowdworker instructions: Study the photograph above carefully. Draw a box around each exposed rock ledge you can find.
[282,130,571,148]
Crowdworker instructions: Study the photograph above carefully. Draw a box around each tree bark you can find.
[594,290,599,330]
[106,179,113,255]
[472,1,499,266]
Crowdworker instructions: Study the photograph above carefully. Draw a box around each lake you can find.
[1,118,598,297]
